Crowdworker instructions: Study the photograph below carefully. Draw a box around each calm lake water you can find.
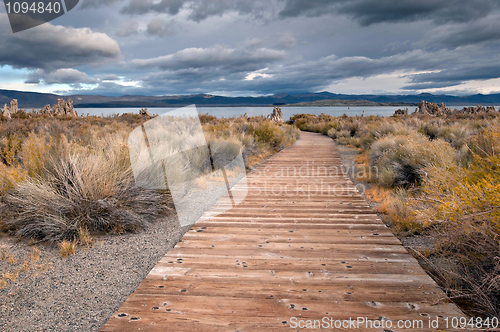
[75,106,404,119]
[75,105,498,120]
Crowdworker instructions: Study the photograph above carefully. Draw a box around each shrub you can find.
[249,121,287,148]
[370,131,456,188]
[406,127,500,316]
[1,148,166,243]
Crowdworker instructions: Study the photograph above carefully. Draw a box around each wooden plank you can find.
[101,132,465,331]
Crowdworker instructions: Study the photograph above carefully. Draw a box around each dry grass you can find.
[21,261,30,271]
[7,255,16,265]
[0,113,298,247]
[202,115,300,169]
[59,240,77,257]
[31,247,40,262]
[1,154,165,243]
[0,246,51,289]
[354,153,374,182]
[2,269,20,282]
[78,227,93,247]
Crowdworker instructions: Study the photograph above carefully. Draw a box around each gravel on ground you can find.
[0,215,187,331]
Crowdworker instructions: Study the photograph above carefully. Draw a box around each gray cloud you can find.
[420,15,500,48]
[0,16,121,71]
[44,69,98,84]
[121,0,186,16]
[276,34,296,49]
[100,74,119,81]
[117,0,500,27]
[80,0,125,9]
[26,68,98,85]
[132,48,461,95]
[130,45,286,72]
[279,0,500,26]
[3,0,500,97]
[120,0,274,21]
[401,82,463,90]
[403,61,500,90]
[243,38,264,50]
[147,18,175,37]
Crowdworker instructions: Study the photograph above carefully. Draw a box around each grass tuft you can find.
[59,240,77,257]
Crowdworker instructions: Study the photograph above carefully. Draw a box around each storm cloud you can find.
[1,0,500,95]
[0,16,121,71]
[279,0,500,25]
[116,0,500,26]
[130,45,286,72]
[119,0,273,21]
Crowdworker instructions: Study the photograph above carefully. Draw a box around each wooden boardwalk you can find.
[102,132,464,331]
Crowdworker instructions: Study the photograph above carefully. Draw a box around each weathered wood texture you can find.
[102,132,464,331]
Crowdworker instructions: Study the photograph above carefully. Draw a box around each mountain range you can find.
[2,89,500,109]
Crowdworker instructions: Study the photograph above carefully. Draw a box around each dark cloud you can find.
[117,0,500,27]
[130,45,286,72]
[0,16,121,71]
[129,48,461,95]
[420,15,500,48]
[120,0,273,21]
[120,0,187,16]
[279,0,500,26]
[80,0,125,9]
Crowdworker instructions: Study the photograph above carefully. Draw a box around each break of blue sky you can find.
[1,0,500,97]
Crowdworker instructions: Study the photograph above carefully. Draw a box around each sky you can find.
[1,0,500,97]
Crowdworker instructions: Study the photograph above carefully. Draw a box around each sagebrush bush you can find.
[370,131,457,187]
[1,153,166,243]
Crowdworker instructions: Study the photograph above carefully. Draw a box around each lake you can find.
[75,106,407,119]
[75,105,497,120]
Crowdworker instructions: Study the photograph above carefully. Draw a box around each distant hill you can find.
[2,89,500,109]
[287,99,415,107]
[0,90,61,109]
